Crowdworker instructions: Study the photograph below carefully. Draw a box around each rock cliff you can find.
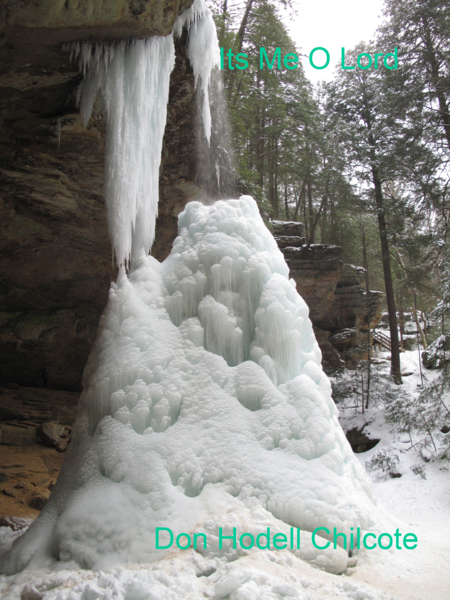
[0,0,200,389]
[272,221,384,371]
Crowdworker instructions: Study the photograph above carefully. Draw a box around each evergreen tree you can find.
[380,0,450,155]
[328,45,404,383]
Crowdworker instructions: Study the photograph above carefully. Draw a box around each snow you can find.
[333,349,450,599]
[0,547,399,600]
[1,271,449,600]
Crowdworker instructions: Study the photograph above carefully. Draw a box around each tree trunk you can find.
[321,194,328,242]
[398,293,405,351]
[274,139,279,219]
[284,182,289,220]
[362,226,372,408]
[293,172,307,221]
[362,83,402,384]
[412,292,428,349]
[372,165,402,383]
[307,179,314,243]
[234,0,255,55]
[303,180,309,242]
[421,14,450,153]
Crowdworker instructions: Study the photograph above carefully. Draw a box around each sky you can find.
[286,0,385,83]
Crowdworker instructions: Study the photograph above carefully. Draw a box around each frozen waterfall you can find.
[0,0,381,580]
[68,0,219,267]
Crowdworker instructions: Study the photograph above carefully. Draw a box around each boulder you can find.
[422,334,450,369]
[28,495,48,511]
[37,422,66,446]
[345,428,380,453]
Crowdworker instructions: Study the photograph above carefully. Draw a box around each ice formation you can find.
[72,36,175,268]
[1,197,379,575]
[1,0,381,583]
[69,0,219,267]
[174,5,220,143]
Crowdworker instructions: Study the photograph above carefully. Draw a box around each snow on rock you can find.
[0,197,379,577]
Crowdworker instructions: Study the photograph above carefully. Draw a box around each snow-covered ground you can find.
[1,350,449,600]
[336,349,450,600]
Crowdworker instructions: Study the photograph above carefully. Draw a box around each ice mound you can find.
[0,197,378,575]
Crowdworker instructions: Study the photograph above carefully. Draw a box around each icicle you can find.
[174,0,220,144]
[68,37,175,267]
[65,0,220,267]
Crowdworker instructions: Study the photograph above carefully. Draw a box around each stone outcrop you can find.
[0,0,202,389]
[272,221,384,371]
[320,264,384,367]
[0,384,78,516]
[284,244,344,325]
[345,427,380,454]
[0,0,193,46]
[422,333,450,369]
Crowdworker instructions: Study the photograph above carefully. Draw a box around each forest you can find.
[211,0,450,385]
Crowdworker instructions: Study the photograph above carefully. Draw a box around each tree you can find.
[328,45,404,383]
[380,0,450,155]
[432,245,450,328]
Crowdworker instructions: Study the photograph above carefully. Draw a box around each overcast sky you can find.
[286,0,385,83]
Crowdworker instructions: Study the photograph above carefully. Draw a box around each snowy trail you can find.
[1,513,449,599]
[337,348,450,599]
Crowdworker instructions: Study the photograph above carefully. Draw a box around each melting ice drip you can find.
[67,0,219,267]
[1,0,381,580]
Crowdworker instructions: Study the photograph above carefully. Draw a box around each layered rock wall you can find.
[0,0,196,389]
[272,222,384,371]
[324,265,384,367]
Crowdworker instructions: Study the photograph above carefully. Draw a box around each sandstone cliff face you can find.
[0,0,193,43]
[0,0,198,390]
[324,265,384,367]
[272,222,384,371]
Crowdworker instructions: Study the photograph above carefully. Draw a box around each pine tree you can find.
[328,45,404,383]
[380,0,450,155]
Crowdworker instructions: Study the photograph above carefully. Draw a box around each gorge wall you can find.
[0,0,202,390]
